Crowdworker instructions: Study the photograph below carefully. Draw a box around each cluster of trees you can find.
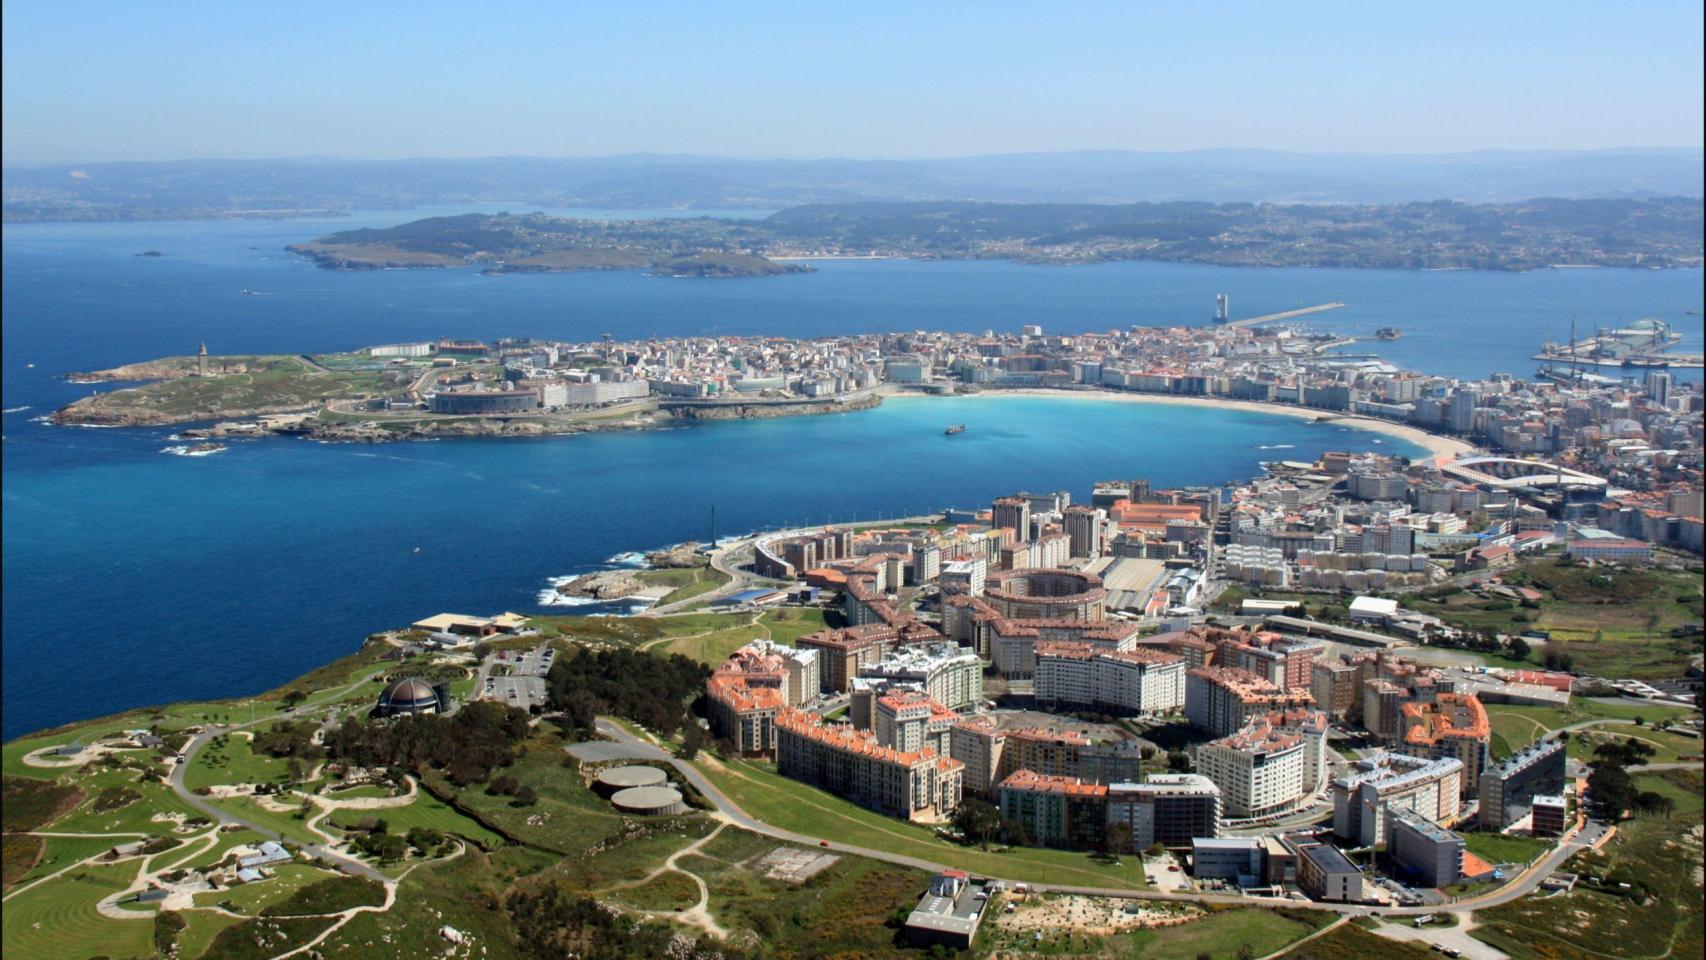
[342,816,453,863]
[507,884,740,960]
[952,797,1033,849]
[324,701,531,786]
[486,774,537,806]
[1586,737,1674,819]
[545,648,709,739]
[252,720,322,762]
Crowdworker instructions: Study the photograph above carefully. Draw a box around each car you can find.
[819,840,830,847]
[174,755,186,764]
[1168,865,1180,872]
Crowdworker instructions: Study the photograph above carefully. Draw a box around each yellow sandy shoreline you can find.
[893,387,1476,462]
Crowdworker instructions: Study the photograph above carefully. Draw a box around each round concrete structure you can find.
[984,569,1106,620]
[594,765,668,797]
[610,785,686,816]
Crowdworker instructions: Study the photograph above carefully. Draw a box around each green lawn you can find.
[1485,699,1697,758]
[694,756,1151,891]
[192,862,334,914]
[663,623,768,666]
[688,825,934,957]
[184,734,295,791]
[206,796,323,845]
[177,910,245,959]
[326,791,505,847]
[638,565,732,606]
[1459,831,1550,866]
[1,861,155,960]
[1569,725,1703,763]
[756,607,833,644]
[1113,907,1333,959]
[319,848,547,960]
[159,827,270,873]
[1279,922,1435,959]
[1407,560,1705,680]
[48,770,200,837]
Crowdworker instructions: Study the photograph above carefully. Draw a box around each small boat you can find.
[1375,327,1402,340]
[944,424,966,435]
[412,546,422,555]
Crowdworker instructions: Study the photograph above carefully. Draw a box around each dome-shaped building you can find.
[377,677,443,717]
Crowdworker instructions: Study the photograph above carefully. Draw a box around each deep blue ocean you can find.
[3,208,1701,738]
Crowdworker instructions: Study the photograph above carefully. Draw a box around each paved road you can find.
[166,682,391,882]
[589,718,1594,918]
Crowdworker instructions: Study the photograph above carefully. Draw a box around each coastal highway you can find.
[590,717,1595,919]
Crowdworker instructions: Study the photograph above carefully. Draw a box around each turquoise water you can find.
[2,213,1699,737]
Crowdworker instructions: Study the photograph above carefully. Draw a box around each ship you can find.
[1375,327,1402,340]
[944,424,966,435]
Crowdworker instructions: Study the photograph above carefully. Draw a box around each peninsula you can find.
[48,310,1691,464]
[289,197,1705,273]
[287,212,813,277]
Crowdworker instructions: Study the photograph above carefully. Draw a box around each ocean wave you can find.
[535,590,606,607]
[1256,444,1295,450]
[606,551,648,567]
[2,406,30,414]
[160,445,226,457]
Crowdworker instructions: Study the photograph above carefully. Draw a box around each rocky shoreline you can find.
[52,393,884,442]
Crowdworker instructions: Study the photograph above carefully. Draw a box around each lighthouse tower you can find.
[197,342,208,377]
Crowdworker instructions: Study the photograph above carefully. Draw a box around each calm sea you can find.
[3,211,1700,737]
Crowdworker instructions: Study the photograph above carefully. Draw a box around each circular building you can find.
[984,569,1106,620]
[376,677,442,717]
[594,765,668,798]
[610,785,686,816]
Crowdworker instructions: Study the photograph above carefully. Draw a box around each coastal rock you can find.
[556,570,646,600]
[659,393,881,421]
[645,543,704,568]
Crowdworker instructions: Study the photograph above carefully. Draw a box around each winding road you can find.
[164,674,392,882]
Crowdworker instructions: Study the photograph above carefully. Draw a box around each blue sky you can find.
[2,1,1701,164]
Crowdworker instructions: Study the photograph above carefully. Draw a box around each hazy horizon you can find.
[3,2,1701,166]
[6,144,1705,171]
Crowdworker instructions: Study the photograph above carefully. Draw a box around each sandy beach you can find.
[911,387,1477,462]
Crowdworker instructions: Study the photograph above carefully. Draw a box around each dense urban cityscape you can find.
[11,303,1703,959]
[5,4,1703,959]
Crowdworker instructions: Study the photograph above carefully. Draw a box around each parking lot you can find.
[481,643,554,711]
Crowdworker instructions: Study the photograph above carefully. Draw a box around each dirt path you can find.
[627,821,731,939]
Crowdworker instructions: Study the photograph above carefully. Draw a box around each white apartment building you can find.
[1197,721,1307,819]
[1035,642,1185,716]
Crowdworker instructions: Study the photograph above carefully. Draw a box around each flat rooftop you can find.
[906,878,990,936]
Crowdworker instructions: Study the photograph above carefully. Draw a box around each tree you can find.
[513,784,537,806]
[953,798,1003,850]
[1102,821,1133,859]
[1507,636,1531,662]
[1236,945,1257,960]
[282,690,308,709]
[1633,791,1675,818]
[1167,749,1192,773]
[676,723,708,761]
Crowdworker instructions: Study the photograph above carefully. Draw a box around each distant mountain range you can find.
[3,148,1702,221]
